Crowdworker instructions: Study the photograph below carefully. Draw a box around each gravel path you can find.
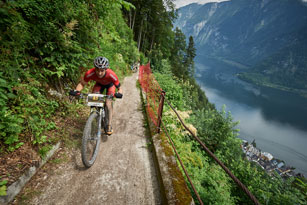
[13,72,161,205]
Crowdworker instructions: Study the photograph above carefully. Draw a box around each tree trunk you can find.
[129,10,132,28]
[137,18,143,51]
[132,9,136,30]
[142,31,146,53]
[150,28,155,52]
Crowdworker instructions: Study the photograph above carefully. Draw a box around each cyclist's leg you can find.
[92,83,102,93]
[105,85,116,134]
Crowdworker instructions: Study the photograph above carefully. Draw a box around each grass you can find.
[49,153,69,164]
[18,189,42,205]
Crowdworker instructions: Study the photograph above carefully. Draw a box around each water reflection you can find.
[196,58,307,176]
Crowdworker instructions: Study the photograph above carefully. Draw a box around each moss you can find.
[160,131,194,204]
[139,86,193,204]
[147,115,193,204]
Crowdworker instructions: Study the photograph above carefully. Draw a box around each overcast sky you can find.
[174,0,307,9]
[174,0,229,9]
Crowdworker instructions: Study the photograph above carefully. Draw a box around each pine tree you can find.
[123,0,175,56]
[170,27,187,78]
[185,36,196,78]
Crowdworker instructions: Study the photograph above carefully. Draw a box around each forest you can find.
[0,0,306,204]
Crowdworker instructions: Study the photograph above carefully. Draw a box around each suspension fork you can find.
[90,106,104,136]
[99,107,105,126]
[97,107,104,136]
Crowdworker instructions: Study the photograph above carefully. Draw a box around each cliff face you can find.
[175,0,307,90]
[174,0,307,66]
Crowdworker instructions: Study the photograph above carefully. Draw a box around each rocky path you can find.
[12,72,161,205]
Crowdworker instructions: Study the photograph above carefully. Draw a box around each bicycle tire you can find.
[103,105,109,132]
[81,111,101,168]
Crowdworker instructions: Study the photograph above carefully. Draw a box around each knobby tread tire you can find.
[81,112,101,168]
[103,105,109,132]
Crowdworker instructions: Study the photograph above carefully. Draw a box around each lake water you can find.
[195,56,307,176]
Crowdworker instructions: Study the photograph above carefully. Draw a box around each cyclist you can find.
[130,60,140,72]
[70,56,123,135]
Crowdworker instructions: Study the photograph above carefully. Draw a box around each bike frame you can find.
[76,93,117,167]
[82,93,111,138]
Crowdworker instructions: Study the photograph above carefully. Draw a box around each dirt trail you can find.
[13,72,161,204]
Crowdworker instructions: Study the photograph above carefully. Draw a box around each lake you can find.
[195,56,307,176]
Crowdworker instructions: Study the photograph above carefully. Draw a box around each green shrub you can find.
[0,0,139,154]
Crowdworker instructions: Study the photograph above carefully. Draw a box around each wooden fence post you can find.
[157,90,165,133]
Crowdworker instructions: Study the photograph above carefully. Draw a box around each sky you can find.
[174,0,307,9]
[174,0,229,9]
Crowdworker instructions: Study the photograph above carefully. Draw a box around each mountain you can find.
[174,0,307,92]
[238,25,307,91]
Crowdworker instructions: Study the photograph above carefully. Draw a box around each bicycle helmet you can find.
[94,56,109,69]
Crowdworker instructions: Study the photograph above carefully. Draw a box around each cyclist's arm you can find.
[109,69,122,95]
[117,86,123,94]
[76,78,88,92]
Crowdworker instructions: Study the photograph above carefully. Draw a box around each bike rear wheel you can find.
[82,112,101,168]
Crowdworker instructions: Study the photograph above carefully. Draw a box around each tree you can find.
[170,27,187,78]
[184,36,196,78]
[123,0,176,60]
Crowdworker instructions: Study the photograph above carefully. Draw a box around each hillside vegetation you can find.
[0,0,139,194]
[125,0,307,204]
[0,0,306,204]
[0,0,139,153]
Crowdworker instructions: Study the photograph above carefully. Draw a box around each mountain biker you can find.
[69,56,123,135]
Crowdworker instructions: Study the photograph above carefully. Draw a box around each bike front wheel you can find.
[82,112,101,168]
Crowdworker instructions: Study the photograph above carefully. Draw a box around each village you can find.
[241,140,304,180]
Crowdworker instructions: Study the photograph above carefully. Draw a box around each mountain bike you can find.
[79,93,121,168]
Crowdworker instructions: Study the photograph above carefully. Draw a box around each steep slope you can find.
[175,0,307,92]
[175,0,307,65]
[238,25,307,92]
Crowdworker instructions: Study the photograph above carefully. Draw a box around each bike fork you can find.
[97,108,104,137]
[90,107,103,138]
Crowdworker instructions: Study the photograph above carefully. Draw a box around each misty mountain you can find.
[174,0,307,91]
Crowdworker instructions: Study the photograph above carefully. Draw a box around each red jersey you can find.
[83,68,120,87]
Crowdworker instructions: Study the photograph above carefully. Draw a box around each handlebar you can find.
[69,91,122,99]
[82,93,122,99]
[79,93,112,99]
[69,92,122,107]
